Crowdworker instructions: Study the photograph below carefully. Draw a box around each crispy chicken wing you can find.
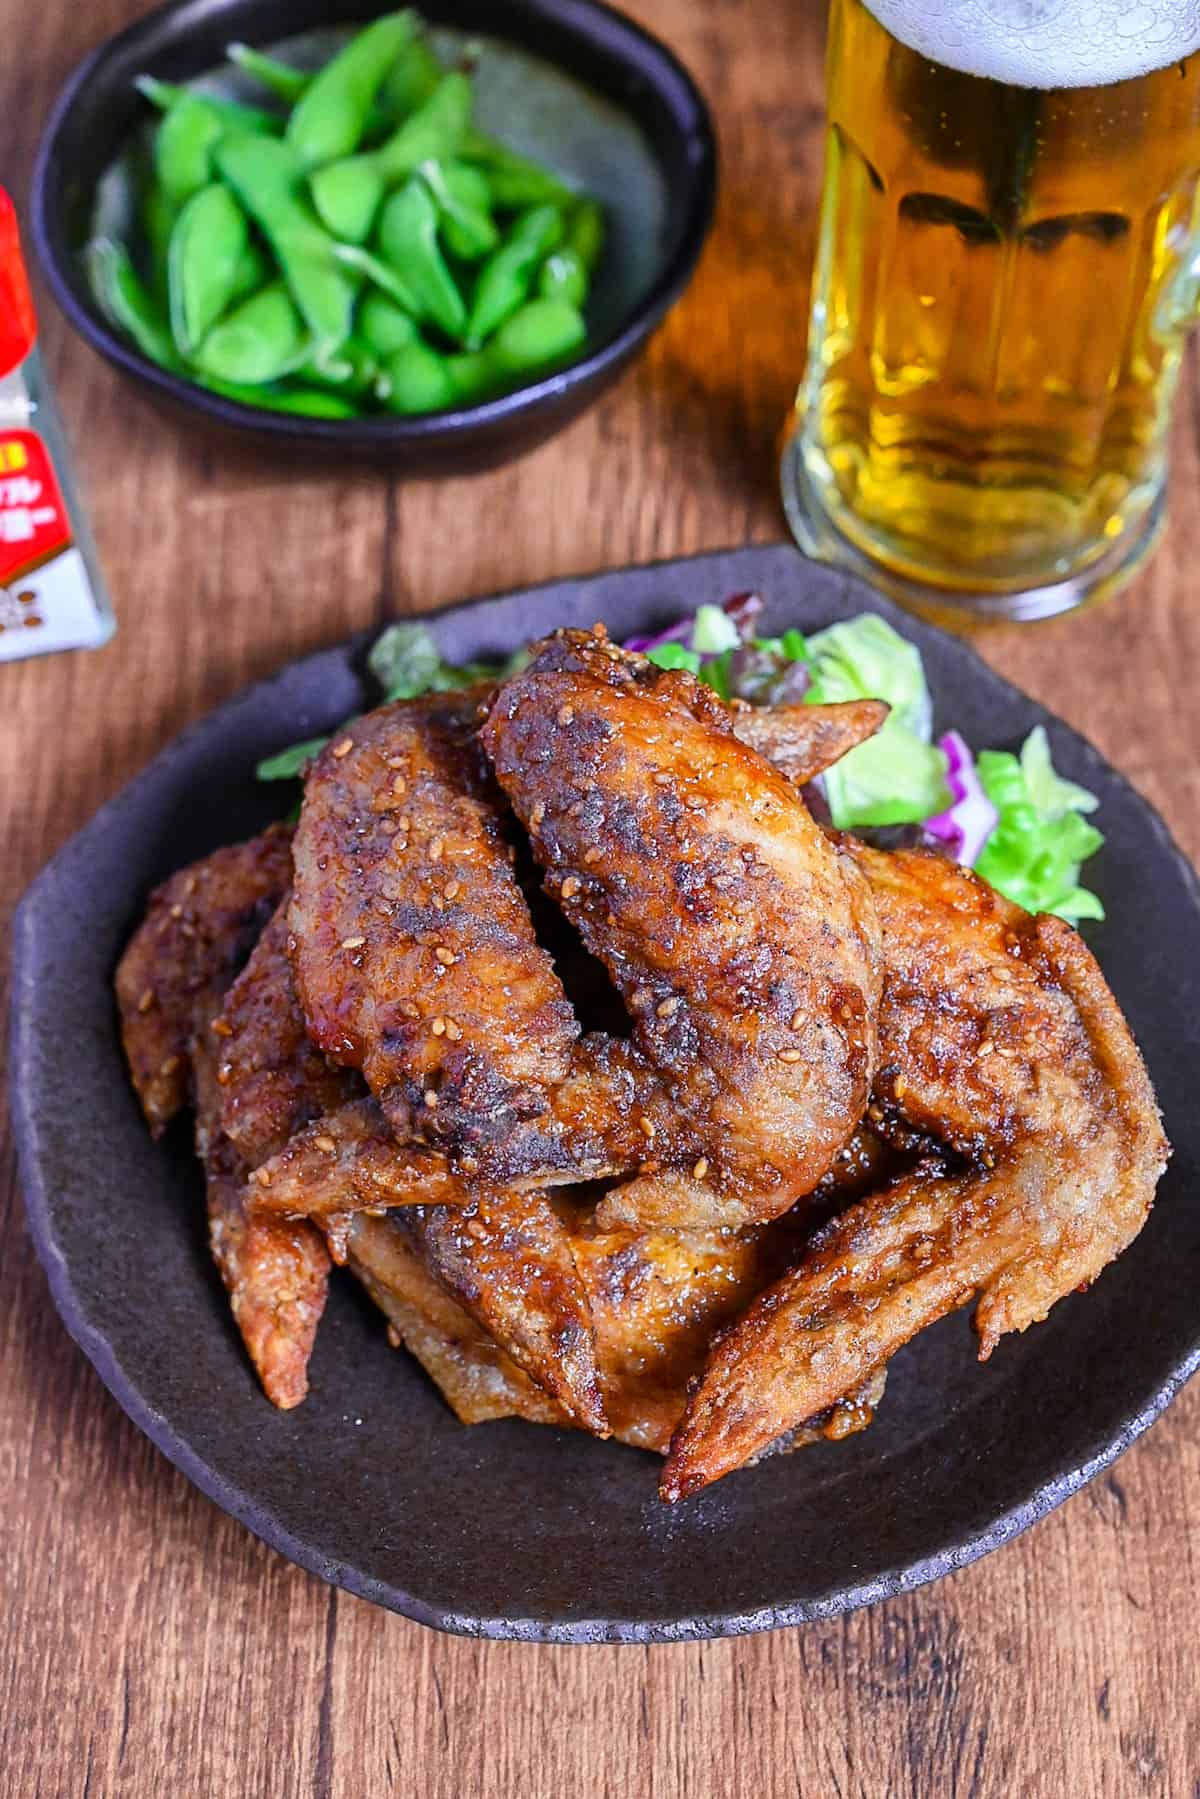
[662,846,1168,1499]
[289,690,578,1152]
[482,629,882,1228]
[730,699,889,787]
[115,827,293,1134]
[216,897,360,1168]
[114,831,331,1410]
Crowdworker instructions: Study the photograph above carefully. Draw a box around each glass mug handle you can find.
[1153,211,1200,341]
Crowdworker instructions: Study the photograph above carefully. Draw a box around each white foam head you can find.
[866,0,1200,88]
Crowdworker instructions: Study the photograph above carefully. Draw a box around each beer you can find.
[783,0,1200,619]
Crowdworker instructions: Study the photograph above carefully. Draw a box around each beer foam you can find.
[867,0,1200,88]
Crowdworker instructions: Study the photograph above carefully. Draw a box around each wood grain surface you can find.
[3,2,1199,1795]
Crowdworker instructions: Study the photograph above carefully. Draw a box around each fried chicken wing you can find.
[662,846,1168,1500]
[730,699,888,787]
[216,898,361,1168]
[482,630,882,1228]
[343,1215,569,1427]
[289,690,578,1152]
[115,827,293,1134]
[115,831,331,1410]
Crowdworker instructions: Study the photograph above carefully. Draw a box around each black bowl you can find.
[11,544,1200,1641]
[31,0,716,472]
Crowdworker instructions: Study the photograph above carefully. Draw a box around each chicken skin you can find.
[482,629,882,1228]
[662,846,1168,1499]
[114,830,331,1409]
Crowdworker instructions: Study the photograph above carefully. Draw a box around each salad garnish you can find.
[257,601,1105,923]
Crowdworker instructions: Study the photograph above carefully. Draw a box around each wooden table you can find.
[4,2,1199,1793]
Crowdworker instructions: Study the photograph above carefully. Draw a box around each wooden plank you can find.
[2,1,1198,1794]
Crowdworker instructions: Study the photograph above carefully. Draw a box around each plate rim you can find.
[12,541,1200,1643]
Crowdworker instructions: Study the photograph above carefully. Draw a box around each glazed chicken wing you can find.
[482,630,882,1228]
[662,845,1168,1499]
[290,690,578,1152]
[115,831,331,1409]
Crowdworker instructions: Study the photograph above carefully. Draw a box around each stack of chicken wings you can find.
[115,627,1168,1500]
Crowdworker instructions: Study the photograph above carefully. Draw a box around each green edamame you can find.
[460,128,572,207]
[377,179,468,340]
[86,238,181,369]
[444,349,498,405]
[151,93,230,207]
[419,159,498,260]
[193,281,309,384]
[226,42,309,104]
[230,237,272,303]
[465,203,562,348]
[309,71,472,243]
[333,243,424,319]
[198,375,361,418]
[378,31,443,119]
[167,182,250,355]
[358,291,420,356]
[297,335,380,397]
[538,248,588,309]
[489,297,586,375]
[137,76,282,138]
[566,197,605,272]
[216,136,357,352]
[287,12,417,167]
[382,340,456,412]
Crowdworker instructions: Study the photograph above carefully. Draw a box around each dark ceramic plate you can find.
[12,545,1200,1642]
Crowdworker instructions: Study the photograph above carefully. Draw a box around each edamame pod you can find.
[382,340,456,412]
[378,31,443,118]
[198,376,361,418]
[167,182,250,356]
[286,11,418,167]
[193,280,309,384]
[460,128,572,207]
[216,136,358,352]
[538,247,588,308]
[358,291,420,356]
[419,158,498,260]
[489,296,586,375]
[86,238,181,370]
[137,76,282,137]
[465,204,562,348]
[377,179,467,340]
[309,71,471,243]
[566,197,605,272]
[226,42,309,104]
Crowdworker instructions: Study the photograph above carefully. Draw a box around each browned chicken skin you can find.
[114,830,330,1409]
[290,689,578,1151]
[482,630,882,1227]
[661,845,1168,1500]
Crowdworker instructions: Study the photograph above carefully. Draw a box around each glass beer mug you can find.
[782,0,1200,621]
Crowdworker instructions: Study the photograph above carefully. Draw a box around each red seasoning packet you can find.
[0,186,114,659]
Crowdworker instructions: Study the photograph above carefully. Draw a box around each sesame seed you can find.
[466,1219,488,1241]
[529,802,545,829]
[184,876,197,895]
[340,936,366,951]
[374,897,393,916]
[254,1166,272,1187]
[159,1055,180,1078]
[459,1154,479,1174]
[400,1002,420,1020]
[424,1090,438,1109]
[656,997,679,1018]
[557,704,575,726]
[654,773,673,787]
[584,846,602,864]
[434,946,456,966]
[216,1065,231,1086]
[639,1116,655,1140]
[561,876,581,899]
[169,903,184,920]
[137,988,156,1014]
[692,1157,709,1181]
[777,1048,803,1064]
[444,1019,463,1041]
[385,755,406,770]
[444,880,461,900]
[211,1015,233,1038]
[391,773,407,795]
[429,836,444,861]
[790,1010,807,1031]
[315,1135,337,1154]
[431,1017,446,1036]
[332,737,354,759]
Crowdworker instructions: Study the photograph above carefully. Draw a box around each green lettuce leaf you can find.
[975,732,1104,922]
[803,614,948,828]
